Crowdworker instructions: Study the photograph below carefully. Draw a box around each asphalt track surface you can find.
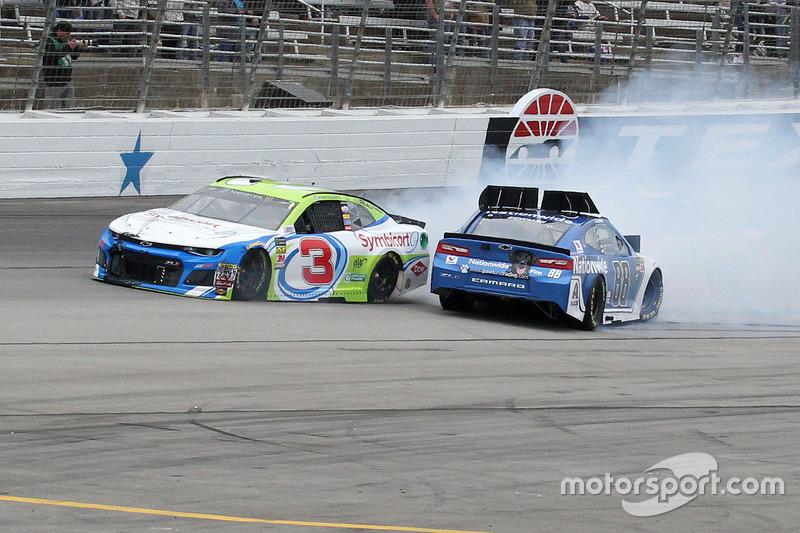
[1,196,798,533]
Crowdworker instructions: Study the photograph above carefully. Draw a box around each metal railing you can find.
[0,0,798,111]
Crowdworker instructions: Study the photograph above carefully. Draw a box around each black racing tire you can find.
[639,268,663,322]
[232,249,271,301]
[439,289,474,312]
[579,276,606,331]
[367,254,401,303]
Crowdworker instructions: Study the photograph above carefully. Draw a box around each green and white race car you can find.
[94,177,430,303]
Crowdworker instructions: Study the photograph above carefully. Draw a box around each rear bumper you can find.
[430,256,571,310]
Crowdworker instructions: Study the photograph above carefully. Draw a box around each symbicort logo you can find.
[479,88,578,182]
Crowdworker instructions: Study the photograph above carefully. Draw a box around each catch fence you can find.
[0,0,798,111]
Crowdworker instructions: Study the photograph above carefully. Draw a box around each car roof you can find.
[211,176,340,203]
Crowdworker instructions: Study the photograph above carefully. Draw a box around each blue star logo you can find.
[119,132,154,195]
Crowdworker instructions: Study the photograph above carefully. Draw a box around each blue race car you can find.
[430,186,663,330]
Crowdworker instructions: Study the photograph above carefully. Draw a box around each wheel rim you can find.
[642,271,661,309]
[369,258,397,301]
[237,251,267,297]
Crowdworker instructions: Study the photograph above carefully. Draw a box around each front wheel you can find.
[232,249,271,301]
[367,254,400,303]
[639,269,663,321]
[579,277,606,331]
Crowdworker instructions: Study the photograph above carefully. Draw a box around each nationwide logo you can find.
[574,256,608,275]
[479,88,579,182]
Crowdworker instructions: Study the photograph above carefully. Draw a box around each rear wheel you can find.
[579,277,606,331]
[367,254,400,303]
[639,269,663,321]
[232,249,270,301]
[439,289,474,312]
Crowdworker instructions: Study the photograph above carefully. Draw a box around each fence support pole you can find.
[136,0,166,113]
[330,24,340,103]
[343,0,372,110]
[202,3,210,108]
[531,0,556,91]
[25,1,56,112]
[384,26,392,99]
[243,0,273,111]
[438,0,467,108]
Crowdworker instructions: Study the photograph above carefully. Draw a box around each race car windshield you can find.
[170,186,295,230]
[472,212,573,246]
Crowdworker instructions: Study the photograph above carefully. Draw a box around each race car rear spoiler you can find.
[479,186,599,215]
[541,190,599,215]
[479,185,539,212]
[390,214,426,229]
[443,232,571,256]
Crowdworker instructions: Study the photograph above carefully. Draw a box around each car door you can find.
[593,223,642,311]
[275,200,351,301]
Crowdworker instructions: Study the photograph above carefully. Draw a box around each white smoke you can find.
[369,76,800,325]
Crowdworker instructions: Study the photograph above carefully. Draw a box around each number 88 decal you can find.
[611,260,630,307]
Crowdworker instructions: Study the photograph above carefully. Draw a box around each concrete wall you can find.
[0,109,496,198]
[2,97,800,199]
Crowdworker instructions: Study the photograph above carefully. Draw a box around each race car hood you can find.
[108,208,277,247]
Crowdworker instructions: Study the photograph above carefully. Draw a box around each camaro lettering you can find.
[358,232,417,252]
[471,277,525,289]
[574,256,608,275]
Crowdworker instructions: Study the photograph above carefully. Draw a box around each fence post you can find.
[590,21,602,91]
[343,0,372,110]
[790,6,799,97]
[625,0,648,83]
[384,26,392,98]
[202,2,210,107]
[531,0,556,91]
[438,0,467,108]
[243,0,274,111]
[136,0,166,112]
[331,24,340,103]
[695,28,703,66]
[490,3,499,86]
[25,2,57,112]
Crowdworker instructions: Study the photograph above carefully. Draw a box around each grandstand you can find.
[0,0,798,111]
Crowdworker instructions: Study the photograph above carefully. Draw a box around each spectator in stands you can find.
[466,0,492,58]
[511,0,537,60]
[766,0,789,57]
[177,0,200,60]
[425,0,465,63]
[551,0,573,63]
[160,0,184,59]
[572,0,605,32]
[110,0,141,57]
[42,21,88,109]
[216,0,258,62]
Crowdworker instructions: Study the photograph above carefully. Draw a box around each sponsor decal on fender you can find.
[410,261,428,276]
[574,256,608,275]
[215,263,238,288]
[357,231,420,252]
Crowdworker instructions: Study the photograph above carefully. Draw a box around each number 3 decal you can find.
[300,238,334,285]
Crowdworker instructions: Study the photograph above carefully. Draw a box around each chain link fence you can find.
[1,0,798,111]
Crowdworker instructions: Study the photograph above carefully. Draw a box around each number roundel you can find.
[300,237,334,285]
[276,235,347,300]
